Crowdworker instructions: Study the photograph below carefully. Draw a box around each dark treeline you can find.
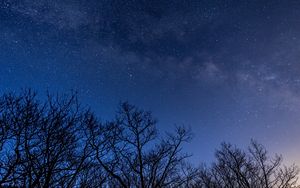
[0,90,298,188]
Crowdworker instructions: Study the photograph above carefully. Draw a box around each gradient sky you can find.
[1,0,300,165]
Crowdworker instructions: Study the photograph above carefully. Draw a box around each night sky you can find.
[1,0,300,165]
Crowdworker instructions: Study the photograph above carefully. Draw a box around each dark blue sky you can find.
[1,0,300,164]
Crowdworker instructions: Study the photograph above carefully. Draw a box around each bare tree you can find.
[196,141,299,188]
[87,102,196,188]
[0,90,95,187]
[0,92,195,188]
[0,90,298,188]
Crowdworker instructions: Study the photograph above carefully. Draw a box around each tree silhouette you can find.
[0,90,94,187]
[0,90,298,188]
[196,141,299,188]
[0,91,195,187]
[86,102,197,188]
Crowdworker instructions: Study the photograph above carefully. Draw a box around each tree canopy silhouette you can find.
[197,141,299,188]
[0,90,298,188]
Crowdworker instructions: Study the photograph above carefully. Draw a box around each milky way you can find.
[1,0,300,164]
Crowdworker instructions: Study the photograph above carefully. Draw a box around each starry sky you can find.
[1,0,300,165]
